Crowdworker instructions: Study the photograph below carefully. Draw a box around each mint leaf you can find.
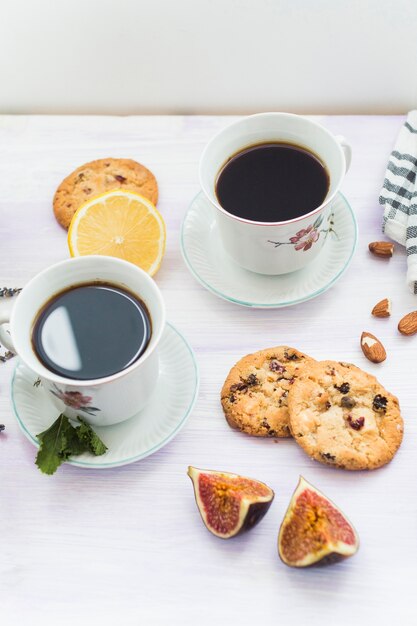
[65,424,88,457]
[35,414,108,475]
[76,418,108,456]
[35,414,75,475]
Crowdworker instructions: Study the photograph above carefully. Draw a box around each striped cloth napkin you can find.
[380,111,417,293]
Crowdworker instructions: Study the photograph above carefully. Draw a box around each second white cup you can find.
[0,255,166,426]
[199,112,351,275]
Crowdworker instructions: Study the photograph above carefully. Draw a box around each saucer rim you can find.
[180,191,358,308]
[10,321,200,469]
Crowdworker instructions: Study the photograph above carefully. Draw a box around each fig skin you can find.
[187,466,274,539]
[278,476,359,567]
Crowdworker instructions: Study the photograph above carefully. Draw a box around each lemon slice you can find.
[68,190,166,276]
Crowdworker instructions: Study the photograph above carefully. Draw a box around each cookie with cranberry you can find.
[288,360,403,470]
[53,158,158,229]
[221,346,315,438]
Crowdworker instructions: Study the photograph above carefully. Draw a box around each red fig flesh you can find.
[188,466,274,538]
[278,476,359,567]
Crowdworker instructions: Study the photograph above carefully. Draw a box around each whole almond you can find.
[368,241,394,257]
[360,332,386,363]
[398,311,417,336]
[372,298,391,318]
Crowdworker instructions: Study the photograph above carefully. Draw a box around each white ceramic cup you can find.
[0,256,166,426]
[199,112,351,275]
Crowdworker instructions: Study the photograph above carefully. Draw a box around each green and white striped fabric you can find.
[380,111,417,293]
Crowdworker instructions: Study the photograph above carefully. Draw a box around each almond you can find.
[371,298,391,318]
[368,241,394,257]
[398,311,417,336]
[360,332,386,363]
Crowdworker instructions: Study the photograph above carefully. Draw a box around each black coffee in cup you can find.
[215,142,329,222]
[32,283,152,380]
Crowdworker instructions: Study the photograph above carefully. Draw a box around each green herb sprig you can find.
[35,414,107,475]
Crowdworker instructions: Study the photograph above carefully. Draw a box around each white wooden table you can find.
[0,115,415,626]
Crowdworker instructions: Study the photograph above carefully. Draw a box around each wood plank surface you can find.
[0,115,414,626]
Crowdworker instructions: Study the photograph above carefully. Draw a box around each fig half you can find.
[188,466,274,539]
[278,476,359,567]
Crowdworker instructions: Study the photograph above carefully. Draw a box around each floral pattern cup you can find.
[199,112,351,275]
[0,256,166,426]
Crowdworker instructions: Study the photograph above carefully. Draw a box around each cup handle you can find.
[335,135,352,173]
[0,300,16,352]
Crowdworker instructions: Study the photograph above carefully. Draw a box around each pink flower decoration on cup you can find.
[292,227,320,251]
[50,384,101,415]
[268,213,334,252]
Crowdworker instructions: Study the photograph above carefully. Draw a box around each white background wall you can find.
[1,0,416,114]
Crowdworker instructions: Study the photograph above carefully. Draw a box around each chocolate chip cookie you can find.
[221,346,315,438]
[53,158,158,229]
[288,360,403,470]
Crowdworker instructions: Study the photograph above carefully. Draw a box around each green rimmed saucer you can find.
[11,322,199,469]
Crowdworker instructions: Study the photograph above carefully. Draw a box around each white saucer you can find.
[181,192,358,308]
[11,322,199,469]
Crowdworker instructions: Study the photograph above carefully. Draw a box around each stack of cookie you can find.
[221,346,403,470]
